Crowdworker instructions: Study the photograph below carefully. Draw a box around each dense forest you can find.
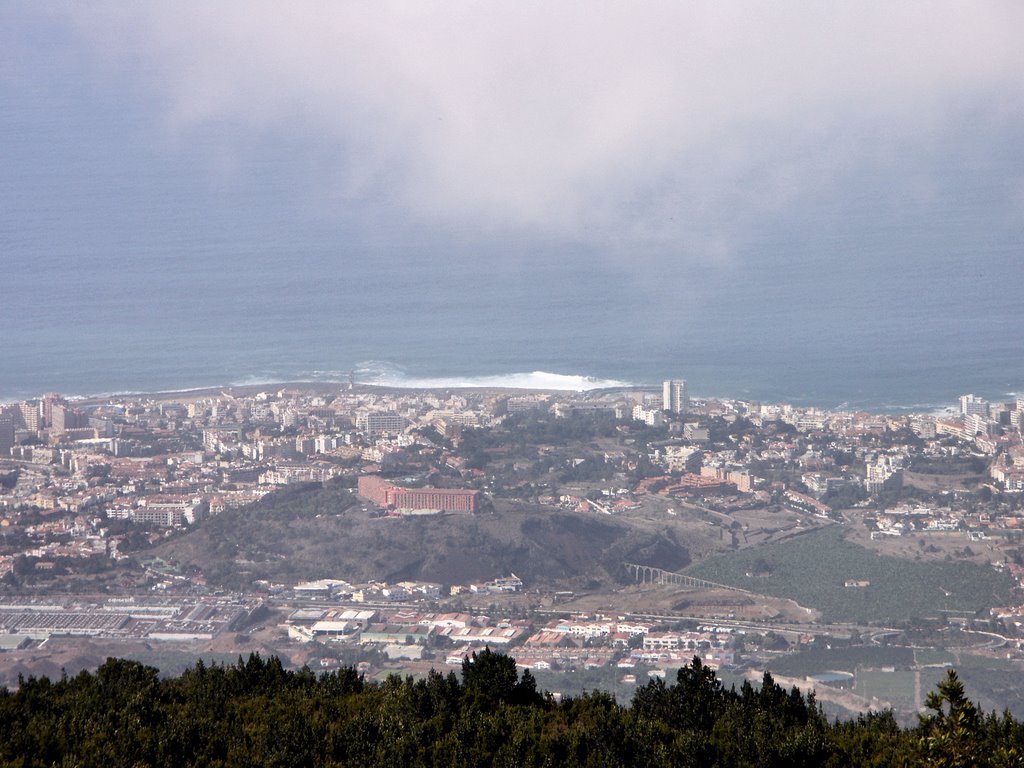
[1,651,1021,766]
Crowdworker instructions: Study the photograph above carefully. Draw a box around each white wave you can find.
[1,367,626,402]
[78,377,303,399]
[295,370,352,383]
[865,402,956,416]
[82,383,238,399]
[354,361,630,391]
[228,375,294,388]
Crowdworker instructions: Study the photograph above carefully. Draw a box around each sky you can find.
[2,3,1023,402]
[5,3,1022,259]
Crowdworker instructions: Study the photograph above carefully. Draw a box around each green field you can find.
[685,527,1017,624]
[767,646,914,677]
[914,648,955,667]
[951,653,1019,671]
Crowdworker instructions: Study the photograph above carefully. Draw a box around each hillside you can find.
[153,481,691,590]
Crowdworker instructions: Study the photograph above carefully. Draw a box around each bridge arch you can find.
[623,562,752,594]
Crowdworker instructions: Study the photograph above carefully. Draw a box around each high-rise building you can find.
[662,379,688,414]
[18,401,40,432]
[0,412,15,456]
[959,393,988,419]
[40,393,64,428]
[51,403,68,433]
[50,403,86,433]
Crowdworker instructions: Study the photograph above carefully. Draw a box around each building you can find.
[18,401,40,432]
[963,412,993,437]
[959,394,988,419]
[314,435,338,453]
[662,380,688,414]
[0,412,15,456]
[910,416,937,439]
[632,404,665,427]
[865,456,903,494]
[662,445,701,473]
[355,412,407,435]
[683,423,709,442]
[468,574,523,593]
[357,475,479,514]
[783,489,831,517]
[132,497,206,527]
[935,418,974,442]
[88,416,114,437]
[506,395,550,413]
[40,393,64,428]
[50,403,86,433]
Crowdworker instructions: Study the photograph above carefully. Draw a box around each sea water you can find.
[2,38,1023,411]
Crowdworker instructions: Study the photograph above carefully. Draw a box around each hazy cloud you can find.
[50,2,1024,259]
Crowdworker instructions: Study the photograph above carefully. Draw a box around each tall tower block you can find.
[662,379,687,414]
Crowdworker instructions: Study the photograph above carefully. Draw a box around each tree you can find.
[461,648,541,709]
[918,670,982,768]
[673,656,727,732]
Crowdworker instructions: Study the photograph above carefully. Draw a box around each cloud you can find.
[53,2,1024,257]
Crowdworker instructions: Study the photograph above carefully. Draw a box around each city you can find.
[2,379,1023,719]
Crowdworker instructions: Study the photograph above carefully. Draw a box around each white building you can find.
[663,380,688,414]
[865,456,902,493]
[632,404,666,427]
[355,412,407,435]
[959,394,988,419]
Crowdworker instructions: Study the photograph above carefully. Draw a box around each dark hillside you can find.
[154,482,689,590]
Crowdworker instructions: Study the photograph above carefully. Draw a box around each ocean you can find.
[2,37,1023,411]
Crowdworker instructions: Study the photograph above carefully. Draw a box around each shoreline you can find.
[68,380,644,406]
[3,379,958,416]
[2,370,641,406]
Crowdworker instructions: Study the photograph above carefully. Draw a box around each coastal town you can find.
[1,381,1024,716]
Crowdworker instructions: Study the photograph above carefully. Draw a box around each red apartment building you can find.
[357,475,478,514]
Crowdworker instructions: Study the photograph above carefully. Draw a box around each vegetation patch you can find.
[2,652,1022,767]
[766,645,914,677]
[684,527,1017,624]
[914,648,955,666]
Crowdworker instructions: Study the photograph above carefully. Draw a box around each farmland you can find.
[684,527,1017,624]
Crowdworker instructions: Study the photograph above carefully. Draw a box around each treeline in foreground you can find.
[1,651,1022,767]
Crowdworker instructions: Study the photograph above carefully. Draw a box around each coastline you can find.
[1,367,991,414]
[69,380,640,406]
[41,379,956,416]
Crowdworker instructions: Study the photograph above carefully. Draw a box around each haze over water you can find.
[2,5,1023,410]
